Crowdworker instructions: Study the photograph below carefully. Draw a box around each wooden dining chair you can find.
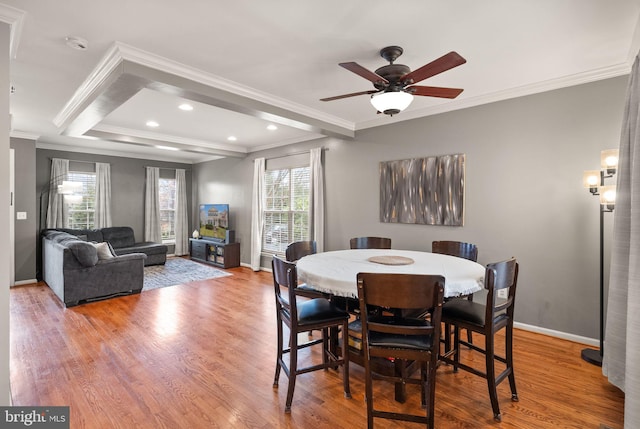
[432,240,478,348]
[357,272,445,429]
[439,258,519,422]
[271,256,351,412]
[285,240,328,299]
[350,236,392,249]
[285,240,317,262]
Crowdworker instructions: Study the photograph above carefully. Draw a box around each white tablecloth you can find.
[297,249,485,298]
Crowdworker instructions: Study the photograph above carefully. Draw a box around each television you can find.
[198,204,230,243]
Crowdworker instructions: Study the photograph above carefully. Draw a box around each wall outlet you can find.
[16,211,27,220]
[497,288,508,299]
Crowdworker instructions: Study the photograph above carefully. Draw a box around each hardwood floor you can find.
[10,265,624,428]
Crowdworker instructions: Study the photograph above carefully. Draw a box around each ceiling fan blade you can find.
[407,86,464,99]
[339,62,389,85]
[320,90,379,102]
[402,51,466,85]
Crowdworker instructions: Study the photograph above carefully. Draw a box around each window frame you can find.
[65,171,97,230]
[262,165,311,256]
[158,177,177,244]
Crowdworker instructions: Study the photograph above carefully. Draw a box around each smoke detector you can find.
[65,36,88,51]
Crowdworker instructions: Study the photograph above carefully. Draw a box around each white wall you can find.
[194,75,629,341]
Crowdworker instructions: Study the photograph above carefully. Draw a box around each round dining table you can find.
[296,249,485,299]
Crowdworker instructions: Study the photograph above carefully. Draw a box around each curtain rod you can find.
[144,166,191,171]
[266,147,328,161]
[53,158,99,165]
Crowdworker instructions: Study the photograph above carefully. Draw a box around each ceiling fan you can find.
[321,46,466,116]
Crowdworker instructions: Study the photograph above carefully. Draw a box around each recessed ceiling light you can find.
[65,36,88,51]
[227,136,237,141]
[267,124,278,131]
[178,103,193,111]
[156,145,179,151]
[146,120,159,128]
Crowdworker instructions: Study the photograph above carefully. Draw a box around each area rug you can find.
[143,257,232,291]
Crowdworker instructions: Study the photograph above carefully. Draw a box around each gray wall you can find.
[10,138,37,282]
[34,149,193,277]
[193,75,629,340]
[1,21,12,403]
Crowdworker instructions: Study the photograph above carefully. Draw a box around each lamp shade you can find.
[583,170,600,188]
[57,181,83,195]
[601,149,619,172]
[599,185,616,206]
[370,91,414,115]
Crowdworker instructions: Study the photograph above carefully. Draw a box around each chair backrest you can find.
[350,236,392,249]
[285,240,317,262]
[272,256,299,324]
[484,258,519,323]
[356,273,445,344]
[432,240,478,262]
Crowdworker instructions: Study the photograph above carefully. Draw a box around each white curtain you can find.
[94,162,112,228]
[144,167,162,243]
[174,169,189,255]
[310,147,325,252]
[603,53,640,427]
[45,158,69,228]
[250,158,265,271]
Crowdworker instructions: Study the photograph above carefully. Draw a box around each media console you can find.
[189,238,240,269]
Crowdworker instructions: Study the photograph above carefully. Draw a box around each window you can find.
[66,172,96,230]
[263,166,310,254]
[159,177,176,242]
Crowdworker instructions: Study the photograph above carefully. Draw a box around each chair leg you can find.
[321,328,329,368]
[365,358,374,429]
[420,361,427,408]
[484,332,501,422]
[452,325,460,373]
[427,358,437,429]
[506,324,519,402]
[273,320,283,388]
[341,320,351,399]
[285,332,298,413]
[444,322,452,354]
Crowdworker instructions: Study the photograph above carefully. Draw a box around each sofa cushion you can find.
[101,227,136,249]
[93,242,115,260]
[67,241,99,267]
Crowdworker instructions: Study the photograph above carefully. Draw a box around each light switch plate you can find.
[16,211,27,220]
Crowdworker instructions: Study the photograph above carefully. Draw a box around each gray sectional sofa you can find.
[42,230,147,307]
[51,226,168,266]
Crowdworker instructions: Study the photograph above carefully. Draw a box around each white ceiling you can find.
[4,1,640,163]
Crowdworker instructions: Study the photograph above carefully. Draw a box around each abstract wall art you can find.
[380,153,465,226]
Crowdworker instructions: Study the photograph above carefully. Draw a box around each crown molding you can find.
[91,123,248,154]
[355,62,633,130]
[52,43,124,129]
[10,130,39,140]
[114,42,355,132]
[0,3,25,59]
[35,140,215,164]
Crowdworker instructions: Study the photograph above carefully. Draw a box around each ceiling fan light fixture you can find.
[370,91,413,116]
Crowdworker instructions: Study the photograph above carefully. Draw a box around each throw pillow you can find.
[67,241,99,267]
[93,242,115,260]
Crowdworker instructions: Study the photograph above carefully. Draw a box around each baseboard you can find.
[514,321,599,347]
[12,279,37,286]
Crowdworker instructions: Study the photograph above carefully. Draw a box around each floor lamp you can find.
[582,149,618,367]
